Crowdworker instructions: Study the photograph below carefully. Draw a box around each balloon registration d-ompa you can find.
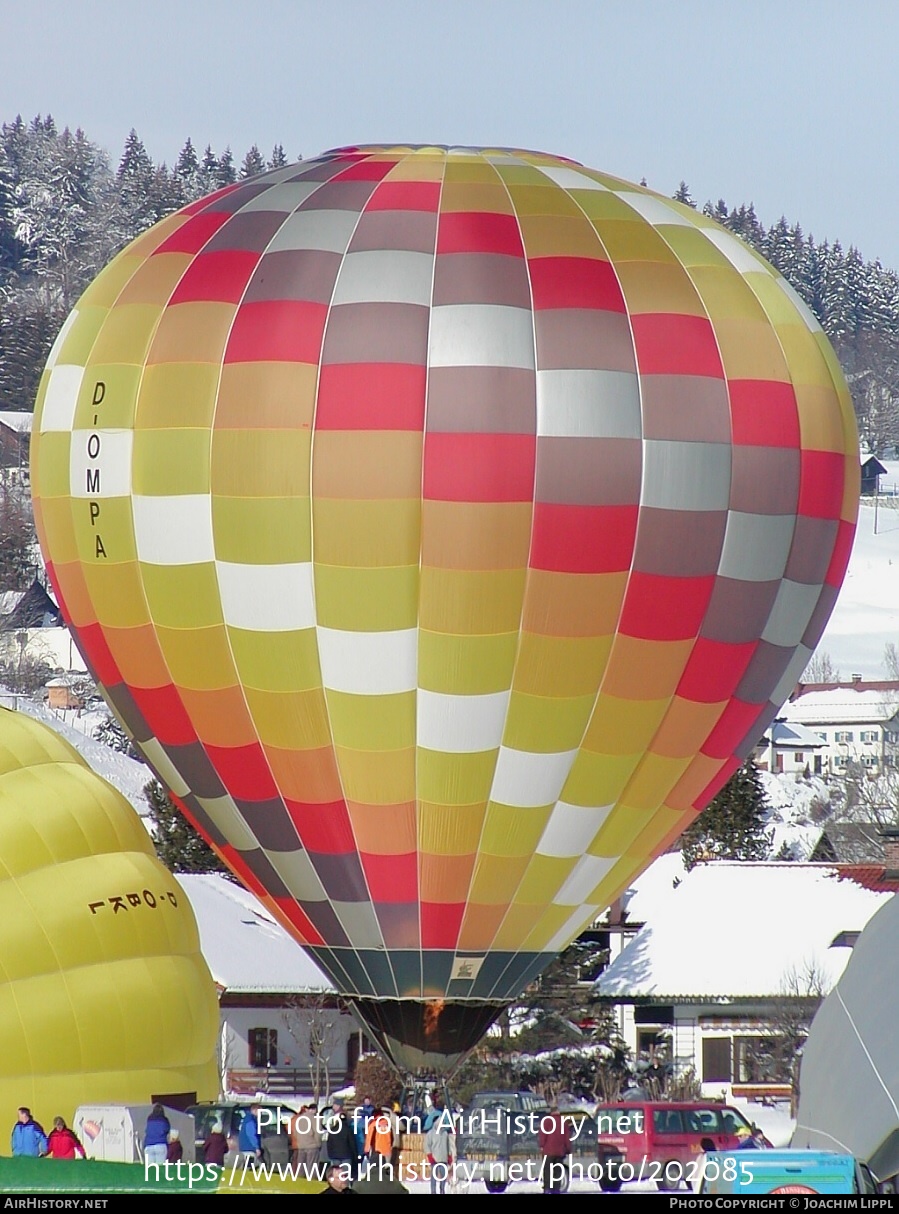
[30,145,858,1073]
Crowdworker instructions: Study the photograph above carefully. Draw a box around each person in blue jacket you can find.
[143,1104,171,1166]
[11,1107,48,1156]
[238,1105,263,1161]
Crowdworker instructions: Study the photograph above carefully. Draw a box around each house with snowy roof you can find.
[861,455,888,495]
[176,873,370,1098]
[781,680,899,775]
[0,411,30,485]
[756,718,827,776]
[594,861,898,1105]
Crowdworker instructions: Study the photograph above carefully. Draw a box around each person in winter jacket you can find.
[143,1103,171,1166]
[363,1108,394,1173]
[238,1105,263,1160]
[46,1117,85,1159]
[11,1108,48,1157]
[324,1100,358,1178]
[167,1127,183,1163]
[425,1110,456,1195]
[319,1161,356,1195]
[203,1120,228,1167]
[290,1104,323,1174]
[538,1107,571,1194]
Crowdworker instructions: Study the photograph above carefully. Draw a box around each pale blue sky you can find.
[4,0,898,266]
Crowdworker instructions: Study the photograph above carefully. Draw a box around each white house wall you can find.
[220,1005,354,1072]
[783,688,899,776]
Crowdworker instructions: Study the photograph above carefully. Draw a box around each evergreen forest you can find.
[2,115,899,457]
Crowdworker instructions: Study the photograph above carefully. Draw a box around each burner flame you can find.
[423,999,445,1042]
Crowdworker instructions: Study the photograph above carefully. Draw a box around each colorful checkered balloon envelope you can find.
[30,145,859,1073]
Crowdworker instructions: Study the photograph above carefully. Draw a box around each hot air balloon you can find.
[0,707,219,1117]
[29,145,858,1073]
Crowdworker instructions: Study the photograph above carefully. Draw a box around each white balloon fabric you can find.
[793,892,899,1182]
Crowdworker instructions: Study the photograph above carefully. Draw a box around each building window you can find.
[862,755,877,767]
[860,731,879,743]
[794,752,804,764]
[733,1036,789,1084]
[249,1027,277,1067]
[835,731,854,743]
[702,1037,732,1083]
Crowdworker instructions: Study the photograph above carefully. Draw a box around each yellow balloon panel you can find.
[0,710,218,1125]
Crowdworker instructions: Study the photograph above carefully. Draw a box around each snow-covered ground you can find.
[759,769,831,860]
[817,460,899,678]
[0,691,152,819]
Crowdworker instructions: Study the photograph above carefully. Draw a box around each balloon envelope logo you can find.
[30,145,859,1073]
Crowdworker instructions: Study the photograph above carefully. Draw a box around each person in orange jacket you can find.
[363,1107,394,1176]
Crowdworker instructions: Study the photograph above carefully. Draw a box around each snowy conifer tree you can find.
[240,144,266,178]
[679,759,773,870]
[144,778,228,874]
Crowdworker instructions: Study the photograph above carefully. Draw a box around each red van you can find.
[595,1101,759,1191]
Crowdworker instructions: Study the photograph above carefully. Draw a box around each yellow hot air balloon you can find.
[0,708,218,1122]
[30,145,858,1072]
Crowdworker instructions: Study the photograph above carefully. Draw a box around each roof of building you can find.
[762,719,826,748]
[175,872,334,995]
[809,823,888,865]
[791,680,899,700]
[0,580,61,630]
[595,862,896,1002]
[0,412,32,434]
[783,687,899,727]
[615,850,686,926]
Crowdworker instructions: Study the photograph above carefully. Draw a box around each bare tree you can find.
[281,993,345,1103]
[884,643,899,681]
[0,483,38,590]
[771,960,829,1116]
[829,758,899,830]
[0,629,54,694]
[734,959,829,1115]
[219,1022,239,1098]
[801,650,841,684]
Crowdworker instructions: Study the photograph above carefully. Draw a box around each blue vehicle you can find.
[698,1149,878,1195]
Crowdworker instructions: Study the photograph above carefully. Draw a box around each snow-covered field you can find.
[0,692,152,819]
[817,460,899,678]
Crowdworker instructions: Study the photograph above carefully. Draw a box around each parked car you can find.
[186,1101,297,1167]
[698,1149,879,1195]
[457,1092,550,1193]
[595,1101,764,1191]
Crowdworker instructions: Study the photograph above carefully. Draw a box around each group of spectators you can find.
[291,1092,456,1194]
[10,1103,189,1168]
[10,1107,85,1159]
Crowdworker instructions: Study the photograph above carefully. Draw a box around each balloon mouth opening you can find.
[349,998,507,1077]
